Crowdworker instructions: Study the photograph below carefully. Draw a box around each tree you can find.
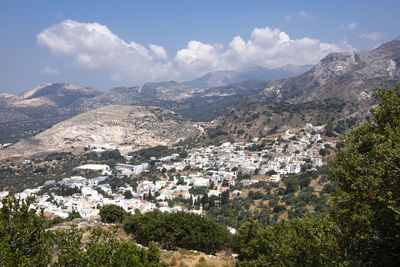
[0,196,51,266]
[99,204,127,223]
[329,85,400,265]
[123,211,231,254]
[235,216,342,266]
[124,190,133,199]
[221,190,229,206]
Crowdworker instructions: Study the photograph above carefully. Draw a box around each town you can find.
[0,124,334,228]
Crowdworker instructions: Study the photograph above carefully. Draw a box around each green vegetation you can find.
[99,204,127,223]
[129,145,180,164]
[0,196,51,266]
[234,216,342,266]
[0,196,165,266]
[234,85,400,265]
[329,85,400,265]
[205,168,330,229]
[123,210,231,254]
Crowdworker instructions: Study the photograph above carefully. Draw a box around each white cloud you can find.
[339,22,358,31]
[37,19,175,83]
[359,32,385,41]
[174,26,343,76]
[38,20,347,82]
[298,11,313,19]
[40,65,60,75]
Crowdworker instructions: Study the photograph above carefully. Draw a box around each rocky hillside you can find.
[0,83,100,123]
[0,105,203,159]
[203,98,365,143]
[201,37,400,143]
[260,37,400,104]
[0,83,102,143]
[21,83,101,107]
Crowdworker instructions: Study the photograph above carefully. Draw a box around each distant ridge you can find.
[183,65,313,88]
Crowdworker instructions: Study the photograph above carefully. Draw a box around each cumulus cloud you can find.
[359,32,385,41]
[37,19,175,82]
[174,26,342,76]
[41,65,60,75]
[38,20,346,82]
[339,22,358,31]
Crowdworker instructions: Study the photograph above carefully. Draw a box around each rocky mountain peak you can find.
[259,36,400,103]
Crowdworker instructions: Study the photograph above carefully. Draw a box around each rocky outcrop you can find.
[260,37,400,103]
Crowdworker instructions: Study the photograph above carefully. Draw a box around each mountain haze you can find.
[183,65,313,88]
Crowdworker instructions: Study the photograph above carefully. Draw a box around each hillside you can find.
[1,38,399,146]
[0,83,102,143]
[203,97,368,144]
[259,37,400,104]
[78,80,270,121]
[0,105,203,159]
[200,37,400,143]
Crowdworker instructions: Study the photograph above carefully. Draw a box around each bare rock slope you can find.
[0,105,203,159]
[260,36,400,103]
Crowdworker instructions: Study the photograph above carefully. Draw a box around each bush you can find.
[123,210,231,254]
[99,204,127,223]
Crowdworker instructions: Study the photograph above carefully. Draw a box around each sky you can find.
[0,0,399,94]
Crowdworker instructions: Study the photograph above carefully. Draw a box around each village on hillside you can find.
[0,124,335,231]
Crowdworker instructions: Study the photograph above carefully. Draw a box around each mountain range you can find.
[182,65,313,89]
[0,36,399,157]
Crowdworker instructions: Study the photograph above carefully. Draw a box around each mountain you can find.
[78,80,270,122]
[259,37,400,103]
[0,105,203,159]
[183,65,313,88]
[204,98,357,143]
[21,83,101,107]
[205,37,400,142]
[78,81,202,111]
[0,83,102,144]
[1,37,399,146]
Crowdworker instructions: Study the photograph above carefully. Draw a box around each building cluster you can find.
[0,125,330,221]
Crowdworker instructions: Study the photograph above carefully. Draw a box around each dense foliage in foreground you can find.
[0,196,166,266]
[233,216,342,266]
[233,85,400,266]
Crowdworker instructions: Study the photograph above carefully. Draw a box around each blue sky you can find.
[0,0,399,94]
